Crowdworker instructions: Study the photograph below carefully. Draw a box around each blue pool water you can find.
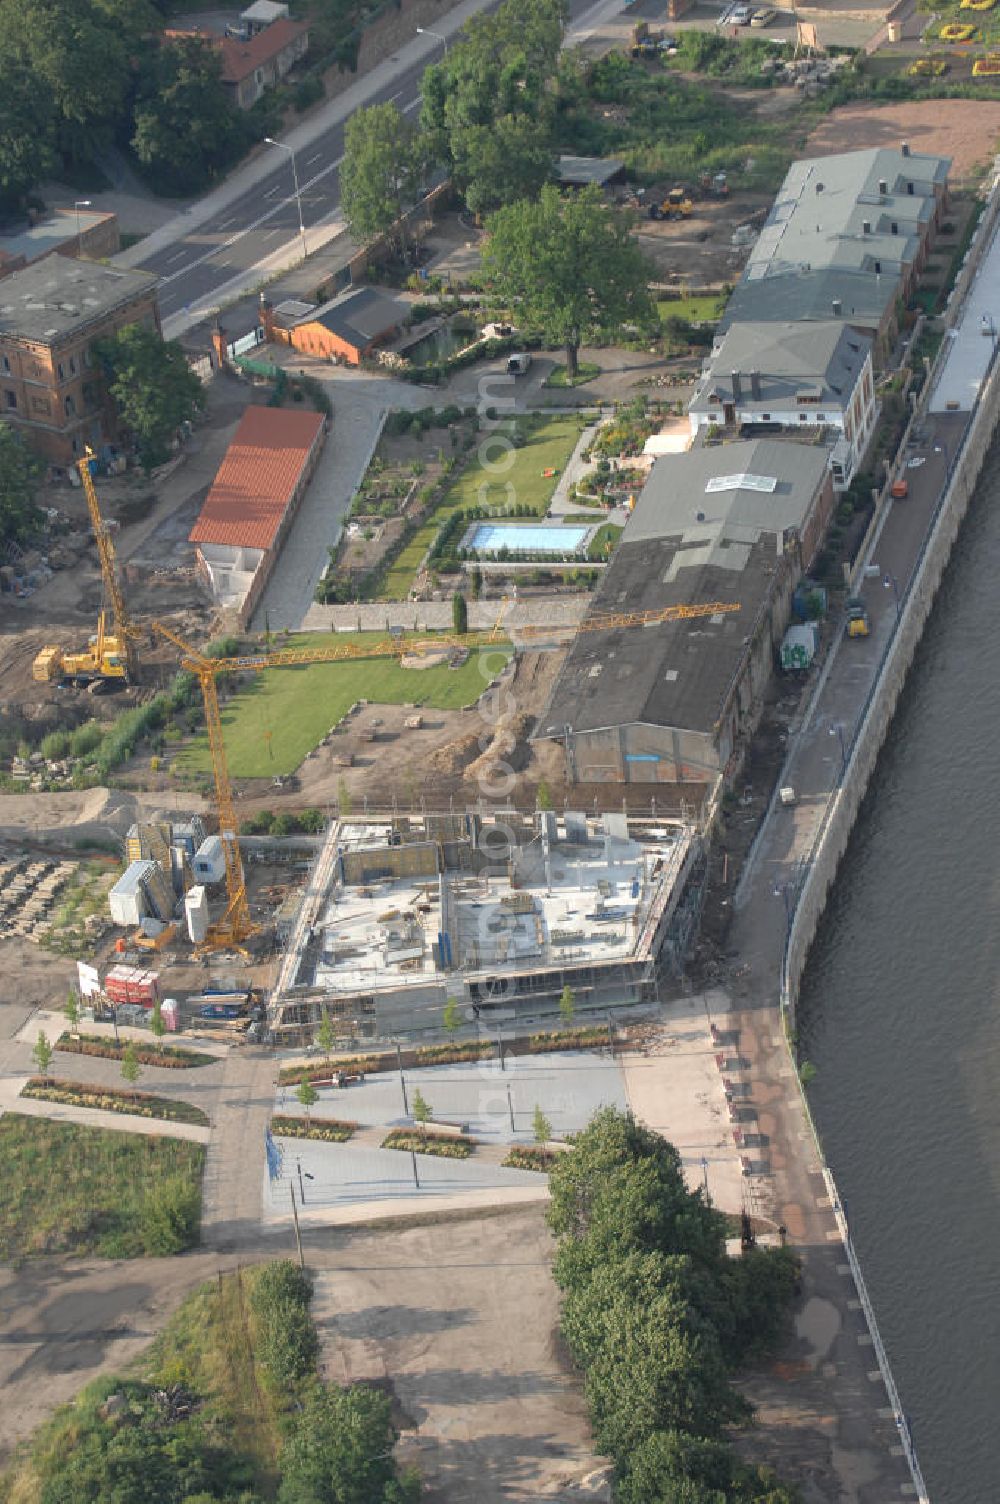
[469,523,587,554]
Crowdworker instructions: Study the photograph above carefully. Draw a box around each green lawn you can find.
[177,631,513,777]
[0,1115,204,1260]
[657,294,726,325]
[588,523,624,560]
[382,415,583,600]
[544,361,601,388]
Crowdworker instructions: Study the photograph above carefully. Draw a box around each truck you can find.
[845,597,871,638]
[506,352,532,376]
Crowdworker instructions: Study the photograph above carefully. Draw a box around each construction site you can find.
[266,808,704,1042]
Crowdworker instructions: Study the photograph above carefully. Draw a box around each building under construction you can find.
[267,810,704,1044]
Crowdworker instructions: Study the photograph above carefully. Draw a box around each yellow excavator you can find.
[649,186,693,222]
[32,453,140,691]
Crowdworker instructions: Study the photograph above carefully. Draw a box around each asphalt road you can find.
[135,0,615,321]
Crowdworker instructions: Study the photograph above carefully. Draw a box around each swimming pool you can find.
[466,523,589,555]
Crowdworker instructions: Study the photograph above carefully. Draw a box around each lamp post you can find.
[417,25,448,54]
[882,570,901,618]
[264,138,307,263]
[828,722,848,776]
[772,878,796,946]
[74,199,91,247]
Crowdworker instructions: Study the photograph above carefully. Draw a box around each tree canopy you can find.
[0,422,44,551]
[339,101,425,257]
[420,0,565,213]
[482,185,654,375]
[93,325,205,471]
[277,1384,419,1504]
[548,1109,800,1504]
[131,39,251,197]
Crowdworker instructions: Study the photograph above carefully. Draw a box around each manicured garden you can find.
[22,1076,210,1126]
[0,1115,204,1259]
[56,1033,216,1068]
[176,631,512,778]
[382,1128,475,1158]
[271,1114,357,1142]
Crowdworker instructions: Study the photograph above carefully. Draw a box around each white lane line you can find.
[262,227,282,238]
[402,97,421,113]
[157,149,345,288]
[306,152,323,164]
[166,249,187,265]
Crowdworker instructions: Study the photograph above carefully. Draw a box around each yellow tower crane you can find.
[153,598,740,953]
[32,453,141,688]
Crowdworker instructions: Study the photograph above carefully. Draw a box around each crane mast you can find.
[77,454,138,680]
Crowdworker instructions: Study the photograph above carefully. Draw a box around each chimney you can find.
[210,322,227,371]
[862,220,871,235]
[832,298,843,316]
[901,140,910,157]
[878,178,888,195]
[750,369,761,400]
[731,369,742,403]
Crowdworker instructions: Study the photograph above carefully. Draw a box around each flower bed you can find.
[973,52,1000,69]
[961,0,993,11]
[56,1033,215,1069]
[270,1114,356,1142]
[22,1076,209,1126]
[381,1129,474,1158]
[502,1145,558,1172]
[279,1023,618,1086]
[940,21,976,38]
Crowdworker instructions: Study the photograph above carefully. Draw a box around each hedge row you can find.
[56,1033,214,1069]
[23,1077,209,1126]
[271,1114,356,1142]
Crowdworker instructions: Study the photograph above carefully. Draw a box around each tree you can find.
[296,1077,319,1118]
[93,325,205,471]
[0,48,56,212]
[64,987,80,1035]
[340,101,424,258]
[315,1009,335,1063]
[0,423,43,550]
[533,1104,552,1143]
[32,1029,52,1075]
[277,1383,419,1504]
[559,983,575,1024]
[149,1000,166,1053]
[483,185,654,377]
[121,1040,142,1098]
[131,38,250,197]
[411,1088,432,1129]
[141,1174,200,1255]
[452,590,468,635]
[442,996,461,1035]
[421,0,565,213]
[470,564,483,600]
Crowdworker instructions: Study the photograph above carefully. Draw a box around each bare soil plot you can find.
[805,98,1000,180]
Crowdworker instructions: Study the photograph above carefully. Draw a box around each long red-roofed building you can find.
[189,404,326,625]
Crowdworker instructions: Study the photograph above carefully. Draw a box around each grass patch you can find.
[23,1076,210,1126]
[588,522,623,560]
[0,1114,204,1260]
[657,294,726,324]
[271,1114,356,1141]
[176,630,512,778]
[544,361,601,388]
[502,1145,558,1172]
[382,1129,474,1157]
[56,1033,215,1068]
[382,415,582,598]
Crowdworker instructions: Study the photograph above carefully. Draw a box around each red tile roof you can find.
[219,18,309,83]
[189,405,324,552]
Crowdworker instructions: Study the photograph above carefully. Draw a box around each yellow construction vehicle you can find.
[649,186,694,222]
[32,452,140,688]
[152,598,741,955]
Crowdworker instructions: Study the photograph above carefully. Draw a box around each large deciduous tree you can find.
[131,39,250,197]
[0,50,56,213]
[420,0,564,214]
[93,326,205,471]
[0,423,44,550]
[482,185,654,377]
[339,101,424,258]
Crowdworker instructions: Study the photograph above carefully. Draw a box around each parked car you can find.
[751,7,776,24]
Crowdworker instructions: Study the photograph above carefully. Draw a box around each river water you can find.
[798,437,1000,1503]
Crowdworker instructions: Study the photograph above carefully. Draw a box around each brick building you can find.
[261,287,406,365]
[0,207,120,281]
[0,258,160,468]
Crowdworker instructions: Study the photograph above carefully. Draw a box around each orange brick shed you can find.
[262,287,406,365]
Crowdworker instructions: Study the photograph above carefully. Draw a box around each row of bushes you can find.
[55,1033,214,1069]
[23,1077,210,1126]
[271,1114,356,1142]
[247,1259,318,1388]
[280,1024,618,1085]
[382,1129,474,1158]
[241,808,327,836]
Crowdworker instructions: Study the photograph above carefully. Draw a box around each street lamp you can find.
[881,570,901,617]
[772,880,794,944]
[74,199,91,246]
[828,722,848,776]
[416,25,448,54]
[264,137,307,263]
[982,311,997,349]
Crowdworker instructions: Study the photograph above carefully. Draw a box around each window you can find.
[69,356,77,375]
[761,413,771,421]
[57,362,64,381]
[817,414,826,422]
[71,437,79,455]
[64,395,75,417]
[907,181,914,195]
[83,348,92,369]
[891,221,898,235]
[1,354,9,373]
[30,397,49,415]
[4,391,15,409]
[874,260,881,275]
[799,413,807,422]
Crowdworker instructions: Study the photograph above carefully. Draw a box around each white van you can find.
[506,352,532,376]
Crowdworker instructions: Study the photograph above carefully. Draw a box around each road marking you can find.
[402,97,421,113]
[166,249,187,265]
[306,152,323,164]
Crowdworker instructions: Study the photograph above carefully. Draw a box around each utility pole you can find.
[289,1182,304,1268]
[507,1082,515,1134]
[411,1150,420,1189]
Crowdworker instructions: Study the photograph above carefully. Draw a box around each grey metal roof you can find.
[0,257,158,345]
[557,156,626,187]
[690,321,871,415]
[537,441,829,739]
[309,287,406,347]
[719,266,895,334]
